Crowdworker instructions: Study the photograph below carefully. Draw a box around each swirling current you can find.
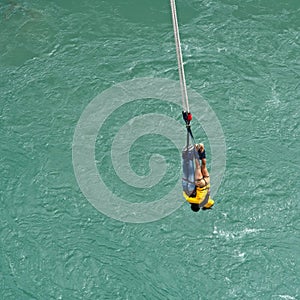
[1,0,299,299]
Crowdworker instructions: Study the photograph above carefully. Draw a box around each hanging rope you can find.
[170,0,196,146]
[170,0,189,113]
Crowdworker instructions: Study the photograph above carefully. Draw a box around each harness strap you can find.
[200,189,210,207]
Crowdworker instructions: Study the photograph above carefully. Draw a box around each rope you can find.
[170,0,189,113]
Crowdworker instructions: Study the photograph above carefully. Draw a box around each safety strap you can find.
[200,189,210,208]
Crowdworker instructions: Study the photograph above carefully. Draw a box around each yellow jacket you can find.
[183,184,214,208]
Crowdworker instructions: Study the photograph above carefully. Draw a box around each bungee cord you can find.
[170,0,190,114]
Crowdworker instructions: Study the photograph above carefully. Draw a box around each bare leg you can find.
[194,144,210,187]
[200,157,209,178]
[194,158,203,180]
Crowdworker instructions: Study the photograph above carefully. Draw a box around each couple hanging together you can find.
[182,142,215,212]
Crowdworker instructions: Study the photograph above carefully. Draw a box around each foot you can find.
[198,143,204,152]
[197,143,206,159]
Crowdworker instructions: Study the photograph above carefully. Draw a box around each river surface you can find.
[1,0,299,299]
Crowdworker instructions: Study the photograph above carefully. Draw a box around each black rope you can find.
[182,111,196,145]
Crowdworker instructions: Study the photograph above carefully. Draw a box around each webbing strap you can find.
[186,126,196,144]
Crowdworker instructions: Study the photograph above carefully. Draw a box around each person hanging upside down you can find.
[183,143,215,212]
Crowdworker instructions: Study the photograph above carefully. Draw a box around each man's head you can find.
[190,203,200,212]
